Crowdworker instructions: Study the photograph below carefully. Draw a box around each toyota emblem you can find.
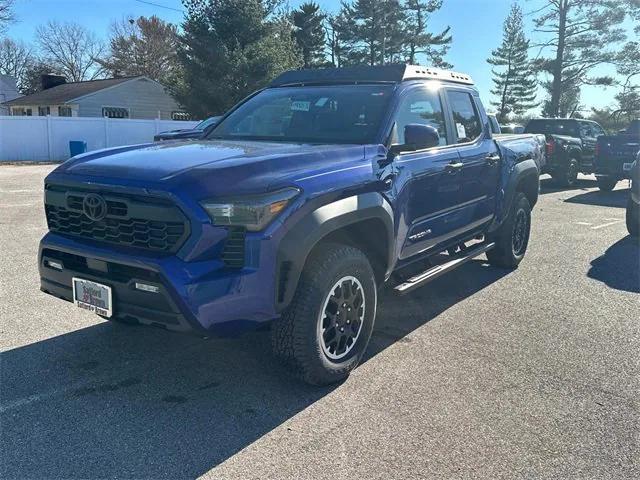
[83,194,107,221]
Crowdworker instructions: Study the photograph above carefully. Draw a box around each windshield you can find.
[524,120,578,137]
[195,116,221,130]
[207,85,393,144]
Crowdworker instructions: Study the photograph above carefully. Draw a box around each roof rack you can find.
[269,64,474,87]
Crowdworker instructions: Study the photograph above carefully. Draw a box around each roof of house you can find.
[1,76,143,106]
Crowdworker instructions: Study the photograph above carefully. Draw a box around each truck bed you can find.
[494,133,547,171]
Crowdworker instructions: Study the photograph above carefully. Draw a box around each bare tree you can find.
[0,37,34,93]
[35,21,106,82]
[0,0,14,34]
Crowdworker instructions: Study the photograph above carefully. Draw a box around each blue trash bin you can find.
[69,141,87,157]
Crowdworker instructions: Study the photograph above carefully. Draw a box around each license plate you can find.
[72,278,112,318]
[623,163,633,171]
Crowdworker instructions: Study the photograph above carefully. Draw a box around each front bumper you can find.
[39,232,281,336]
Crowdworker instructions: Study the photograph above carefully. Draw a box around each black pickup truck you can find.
[524,118,607,187]
[595,120,640,191]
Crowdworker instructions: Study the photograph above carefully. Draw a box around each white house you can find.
[2,75,187,120]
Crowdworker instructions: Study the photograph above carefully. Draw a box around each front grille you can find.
[45,186,189,253]
[221,227,246,268]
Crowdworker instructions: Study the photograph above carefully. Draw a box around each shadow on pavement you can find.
[563,187,630,209]
[1,260,507,479]
[539,175,597,195]
[588,236,640,293]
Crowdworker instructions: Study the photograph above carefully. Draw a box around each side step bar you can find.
[394,242,495,295]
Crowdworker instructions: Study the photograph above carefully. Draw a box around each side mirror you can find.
[403,124,440,151]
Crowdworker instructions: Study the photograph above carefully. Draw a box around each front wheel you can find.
[597,176,617,192]
[271,243,377,385]
[486,192,532,269]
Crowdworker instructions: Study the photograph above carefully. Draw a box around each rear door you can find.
[445,89,500,229]
[389,85,464,260]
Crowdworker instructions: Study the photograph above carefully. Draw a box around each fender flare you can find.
[275,192,394,312]
[491,158,539,230]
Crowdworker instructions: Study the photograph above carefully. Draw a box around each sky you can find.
[5,0,637,115]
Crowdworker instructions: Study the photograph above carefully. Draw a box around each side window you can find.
[447,91,482,143]
[579,122,594,138]
[393,88,448,146]
[592,124,605,138]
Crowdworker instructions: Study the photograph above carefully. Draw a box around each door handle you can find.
[445,162,464,173]
[486,154,500,165]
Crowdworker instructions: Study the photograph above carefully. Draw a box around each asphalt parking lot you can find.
[1,164,638,479]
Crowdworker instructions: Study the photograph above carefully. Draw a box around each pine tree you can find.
[533,0,637,118]
[325,13,350,67]
[98,16,179,85]
[403,0,451,68]
[339,0,406,66]
[487,3,537,123]
[175,0,301,117]
[292,2,326,68]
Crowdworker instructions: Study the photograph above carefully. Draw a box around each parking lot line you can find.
[591,220,623,230]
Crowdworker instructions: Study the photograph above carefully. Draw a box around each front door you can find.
[389,86,465,260]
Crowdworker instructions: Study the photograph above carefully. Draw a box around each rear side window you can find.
[447,91,482,143]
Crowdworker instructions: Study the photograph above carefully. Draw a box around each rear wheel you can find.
[553,158,579,187]
[597,176,617,192]
[271,243,377,385]
[486,192,531,269]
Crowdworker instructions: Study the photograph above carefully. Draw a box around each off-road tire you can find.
[553,158,579,187]
[597,176,617,192]
[271,243,377,385]
[627,196,639,238]
[486,192,532,269]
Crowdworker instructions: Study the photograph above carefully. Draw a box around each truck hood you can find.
[51,140,370,197]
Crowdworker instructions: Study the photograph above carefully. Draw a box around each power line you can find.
[133,0,184,13]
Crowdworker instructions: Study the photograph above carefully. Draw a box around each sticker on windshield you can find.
[315,97,329,107]
[291,101,311,112]
[456,123,466,139]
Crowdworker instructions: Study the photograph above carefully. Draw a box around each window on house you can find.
[26,108,32,116]
[102,107,129,119]
[38,106,50,116]
[171,111,191,120]
[58,106,72,117]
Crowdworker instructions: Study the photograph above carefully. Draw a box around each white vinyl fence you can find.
[0,116,199,162]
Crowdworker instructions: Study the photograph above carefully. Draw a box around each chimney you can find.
[41,74,67,90]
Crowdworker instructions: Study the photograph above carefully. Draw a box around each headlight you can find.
[200,188,300,231]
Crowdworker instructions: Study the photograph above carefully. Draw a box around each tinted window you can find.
[392,88,448,146]
[524,120,579,137]
[209,85,392,144]
[591,123,605,137]
[447,91,482,143]
[579,122,593,138]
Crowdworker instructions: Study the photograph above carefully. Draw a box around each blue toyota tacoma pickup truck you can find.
[39,65,543,385]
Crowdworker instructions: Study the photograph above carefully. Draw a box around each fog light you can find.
[46,260,63,270]
[135,282,160,293]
